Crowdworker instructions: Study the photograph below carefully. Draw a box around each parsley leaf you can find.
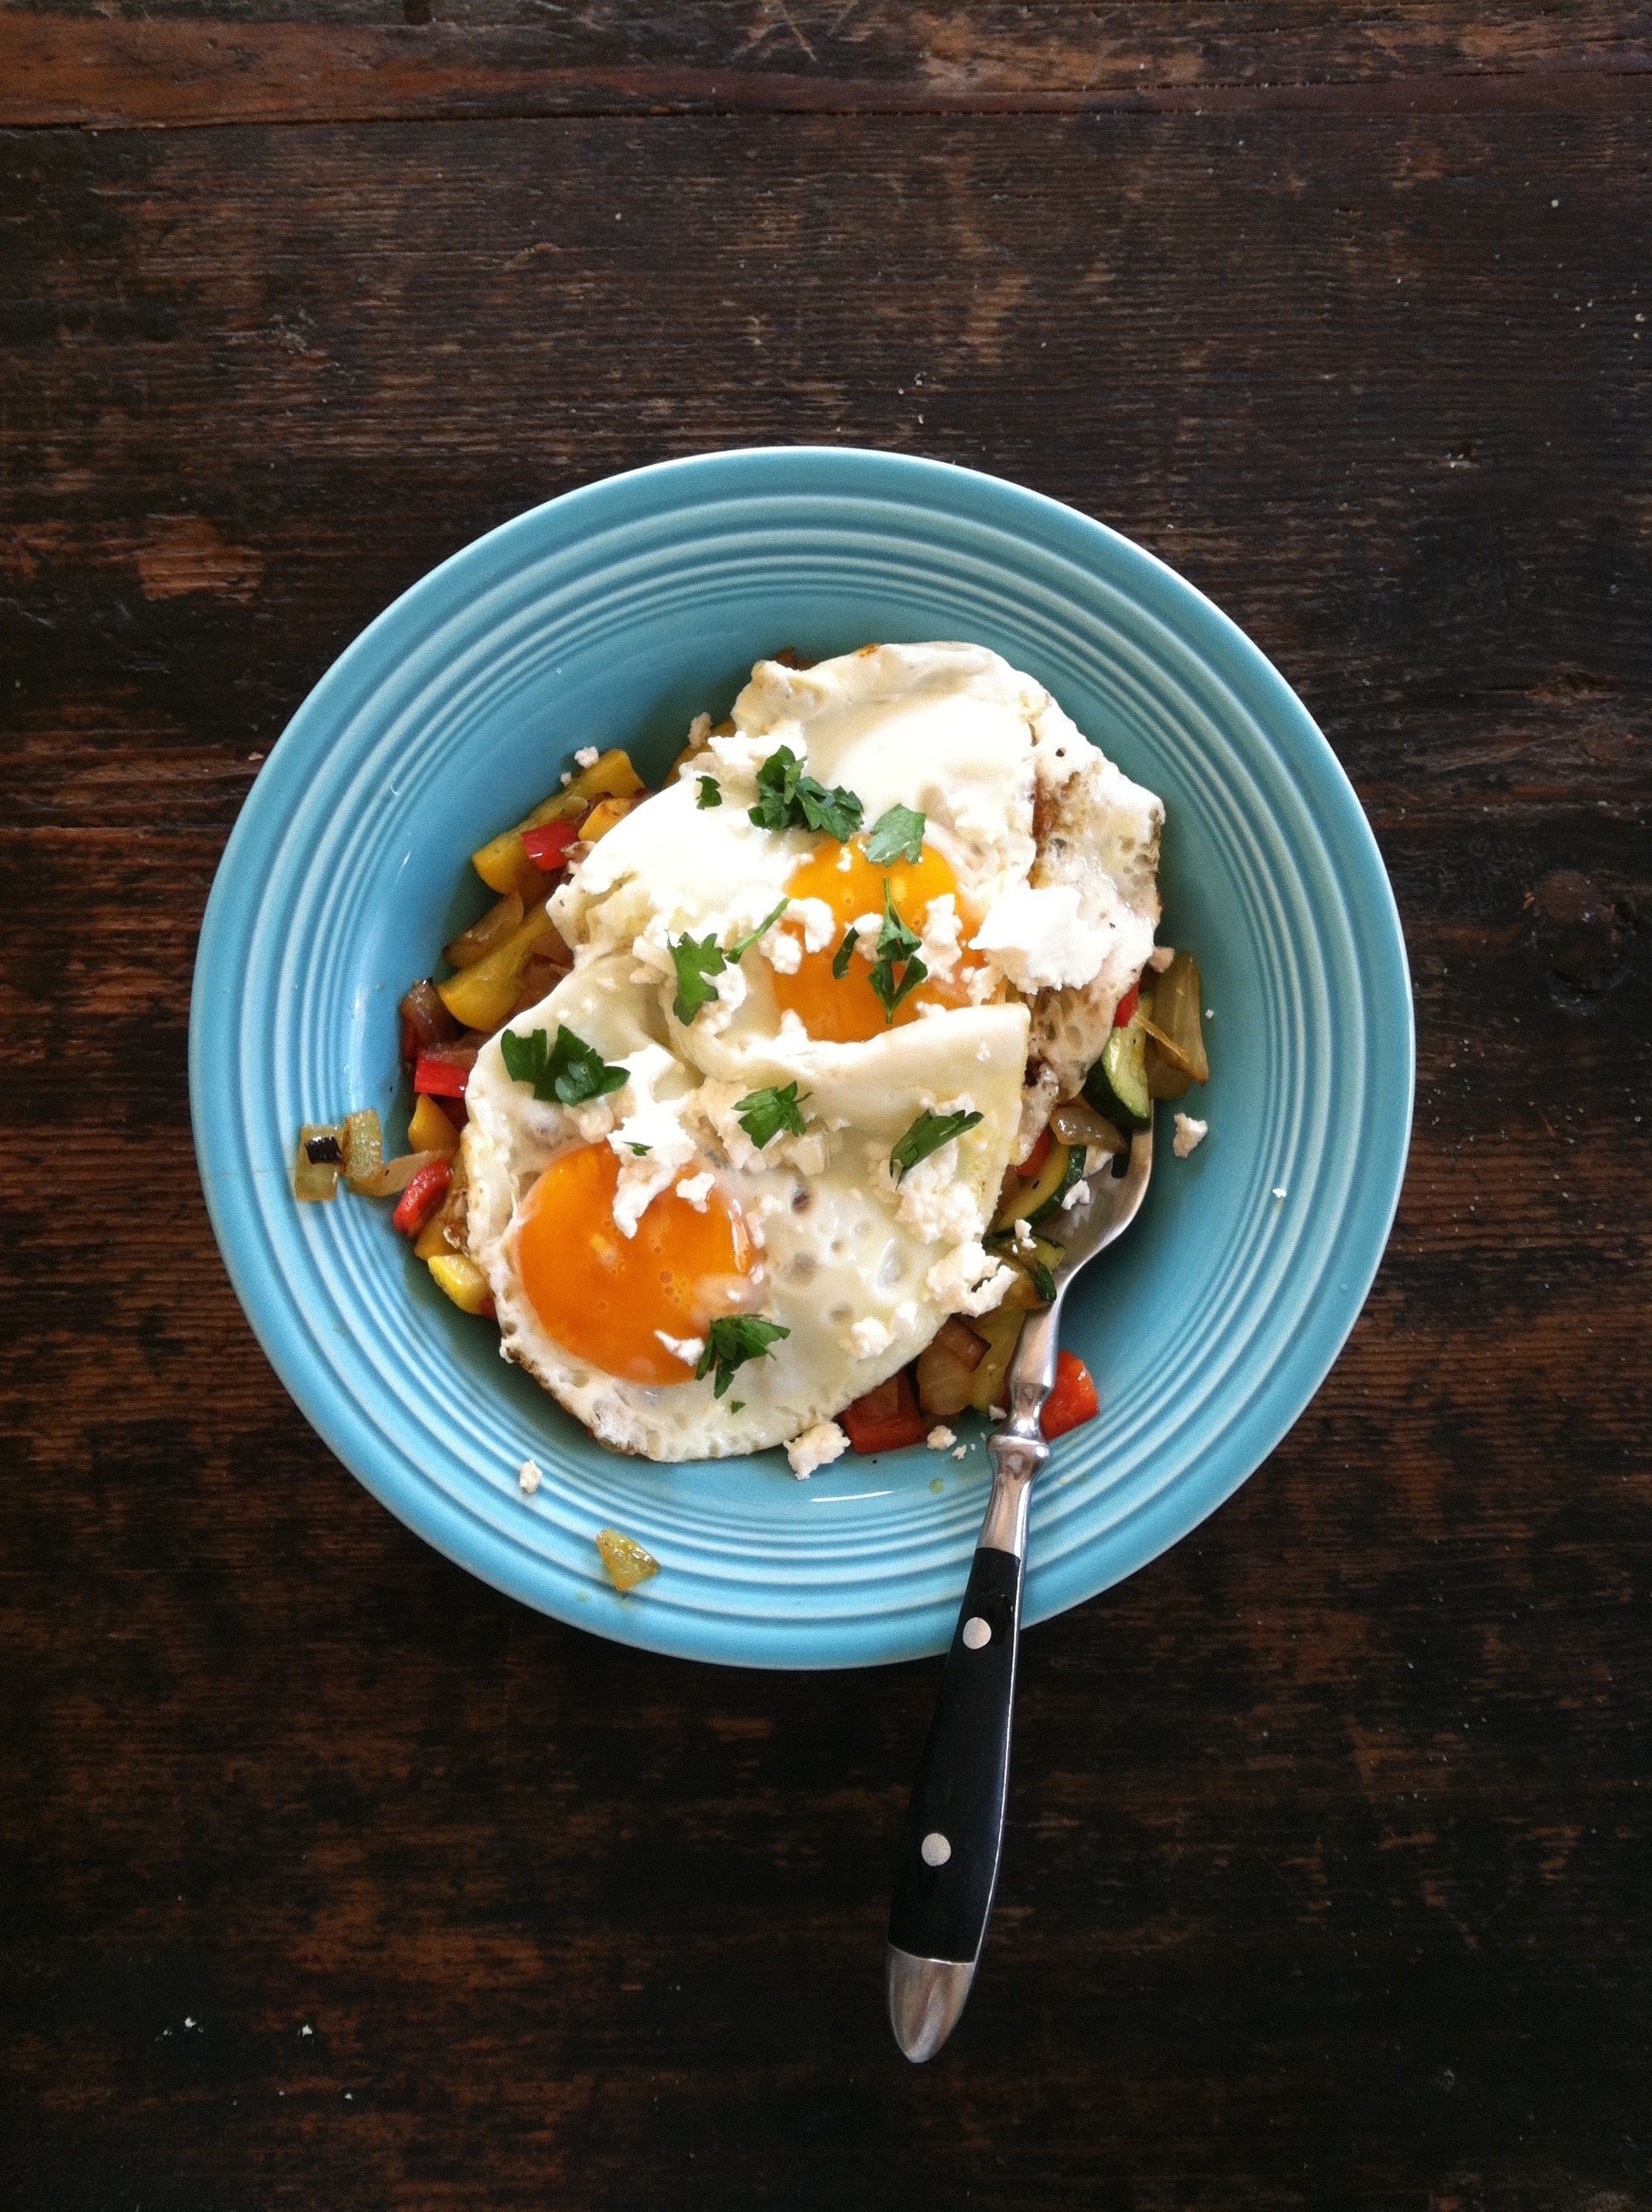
[890,1109,984,1182]
[501,1024,629,1107]
[734,1080,809,1149]
[870,879,928,1022]
[865,803,926,865]
[667,900,791,1024]
[695,1313,790,1398]
[667,932,726,1025]
[831,928,858,979]
[695,776,722,810]
[748,745,863,841]
[627,1142,651,1155]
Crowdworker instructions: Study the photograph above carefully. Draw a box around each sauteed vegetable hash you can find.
[296,644,1209,1467]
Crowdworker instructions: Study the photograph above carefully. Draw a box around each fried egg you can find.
[463,642,1161,1461]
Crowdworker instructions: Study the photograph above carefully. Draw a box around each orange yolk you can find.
[515,1142,754,1386]
[769,836,993,1044]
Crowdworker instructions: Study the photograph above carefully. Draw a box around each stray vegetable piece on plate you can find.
[596,1528,660,1592]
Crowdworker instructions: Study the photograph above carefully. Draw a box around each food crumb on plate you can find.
[573,745,601,770]
[1172,1113,1208,1159]
[517,1458,542,1494]
[1272,1185,1288,1201]
[926,1424,957,1451]
[786,1420,850,1480]
[952,1445,968,1460]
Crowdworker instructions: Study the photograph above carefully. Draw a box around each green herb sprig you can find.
[870,880,928,1022]
[667,899,789,1025]
[500,1024,629,1107]
[696,1314,790,1398]
[748,747,863,841]
[864,804,926,865]
[890,1108,984,1182]
[733,1081,810,1149]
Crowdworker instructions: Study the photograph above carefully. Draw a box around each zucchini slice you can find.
[1086,1004,1153,1128]
[991,1138,1083,1233]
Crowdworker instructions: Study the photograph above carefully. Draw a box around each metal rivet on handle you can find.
[962,1616,992,1650]
[921,1831,951,1868]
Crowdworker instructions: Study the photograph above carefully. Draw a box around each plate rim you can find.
[190,444,1414,1670]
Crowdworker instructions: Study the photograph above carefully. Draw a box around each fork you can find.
[885,1111,1155,2062]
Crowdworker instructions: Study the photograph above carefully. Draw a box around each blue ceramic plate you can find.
[190,447,1411,1668]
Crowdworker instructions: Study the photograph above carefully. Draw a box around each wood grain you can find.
[3,1,1652,128]
[2,17,1649,2212]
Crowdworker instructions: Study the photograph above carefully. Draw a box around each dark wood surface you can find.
[3,6,1649,2206]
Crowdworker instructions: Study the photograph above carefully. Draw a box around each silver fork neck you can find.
[980,1299,1060,1559]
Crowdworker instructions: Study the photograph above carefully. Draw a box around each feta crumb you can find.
[654,1329,705,1367]
[849,1316,892,1359]
[836,845,854,872]
[1013,1217,1035,1252]
[926,1425,957,1452]
[786,1420,850,1480]
[1271,1185,1288,1201]
[789,1132,828,1177]
[791,896,836,954]
[919,894,964,981]
[675,1171,714,1211]
[972,882,1108,992]
[893,1299,918,1331]
[951,1445,967,1461]
[518,1458,543,1495]
[988,1403,1008,1421]
[1172,1113,1208,1159]
[1061,1177,1091,1211]
[926,1242,1015,1316]
[1146,945,1174,974]
[759,911,802,973]
[608,1096,697,1235]
[573,745,600,770]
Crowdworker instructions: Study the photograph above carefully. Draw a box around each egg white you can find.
[467,641,1162,1461]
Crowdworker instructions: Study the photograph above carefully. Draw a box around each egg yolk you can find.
[515,1142,754,1387]
[769,835,992,1044]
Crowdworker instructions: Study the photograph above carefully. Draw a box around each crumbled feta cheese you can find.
[849,1317,892,1359]
[951,1445,967,1461]
[836,845,854,872]
[849,911,881,958]
[919,894,964,982]
[790,896,836,953]
[1061,1178,1091,1212]
[608,1097,697,1235]
[517,1458,542,1495]
[988,1403,1007,1421]
[675,1171,714,1211]
[573,745,600,770]
[1146,944,1175,974]
[893,1300,918,1332]
[761,923,803,974]
[1013,1217,1035,1252]
[654,1329,705,1366]
[697,958,747,1035]
[1172,1113,1208,1159]
[926,1425,957,1452]
[1272,1185,1288,1201]
[786,1421,850,1480]
[789,1132,828,1177]
[926,1242,1015,1316]
[972,883,1109,992]
[776,1010,811,1051]
[878,1142,980,1247]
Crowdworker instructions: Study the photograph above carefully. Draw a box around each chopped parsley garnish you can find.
[695,776,722,809]
[748,746,864,841]
[501,1023,629,1107]
[870,879,928,1022]
[734,1080,809,1149]
[627,1142,651,1155]
[830,928,858,980]
[865,803,926,865]
[696,1313,790,1398]
[667,899,789,1025]
[890,1108,984,1182]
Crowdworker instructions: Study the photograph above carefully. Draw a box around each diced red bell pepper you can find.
[1040,1349,1101,1441]
[393,1159,452,1237]
[1020,1126,1053,1182]
[521,818,581,872]
[1114,982,1140,1029]
[841,1368,928,1455]
[413,1046,475,1098]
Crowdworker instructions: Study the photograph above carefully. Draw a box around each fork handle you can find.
[887,1313,1058,2060]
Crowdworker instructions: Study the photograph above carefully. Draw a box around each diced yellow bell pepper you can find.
[596,1528,660,1593]
[471,748,645,894]
[578,795,631,844]
[407,1094,460,1161]
[435,902,563,1033]
[427,1251,492,1316]
[968,1305,1027,1416]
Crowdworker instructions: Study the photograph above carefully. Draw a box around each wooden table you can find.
[3,8,1649,2204]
